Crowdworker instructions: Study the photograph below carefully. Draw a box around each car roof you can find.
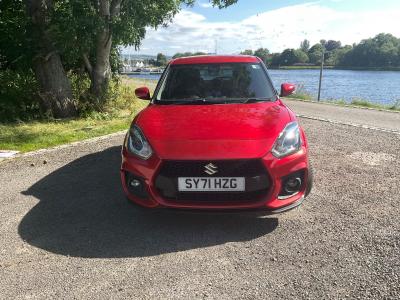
[170,55,261,65]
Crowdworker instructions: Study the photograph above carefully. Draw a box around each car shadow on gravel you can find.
[18,146,278,258]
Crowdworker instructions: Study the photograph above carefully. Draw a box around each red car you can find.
[121,55,313,212]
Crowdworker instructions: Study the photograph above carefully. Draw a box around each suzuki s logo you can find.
[204,163,218,175]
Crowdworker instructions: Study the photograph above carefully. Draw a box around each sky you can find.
[122,0,400,56]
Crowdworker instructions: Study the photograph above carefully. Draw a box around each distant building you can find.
[122,59,146,72]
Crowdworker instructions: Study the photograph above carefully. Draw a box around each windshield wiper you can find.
[159,98,226,105]
[242,97,272,104]
[158,97,272,105]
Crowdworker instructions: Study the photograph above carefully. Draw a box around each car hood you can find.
[136,102,292,160]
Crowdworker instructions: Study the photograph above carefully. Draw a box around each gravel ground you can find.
[0,117,399,299]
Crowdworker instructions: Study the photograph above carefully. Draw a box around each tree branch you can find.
[82,53,93,77]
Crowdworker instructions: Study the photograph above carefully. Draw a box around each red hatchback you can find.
[121,55,312,212]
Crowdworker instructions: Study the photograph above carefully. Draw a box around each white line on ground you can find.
[297,114,400,135]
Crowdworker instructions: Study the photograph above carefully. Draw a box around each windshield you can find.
[155,63,276,103]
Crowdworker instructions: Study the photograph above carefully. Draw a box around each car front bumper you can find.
[121,146,311,212]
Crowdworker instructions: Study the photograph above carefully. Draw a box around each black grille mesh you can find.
[155,159,270,204]
[158,159,266,177]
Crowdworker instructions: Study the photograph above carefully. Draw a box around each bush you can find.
[0,70,41,122]
[0,69,155,123]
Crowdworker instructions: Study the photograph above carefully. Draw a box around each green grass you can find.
[349,99,400,111]
[269,66,400,71]
[2,76,398,153]
[285,83,400,111]
[0,77,156,153]
[270,66,334,70]
[287,95,400,111]
[287,92,313,101]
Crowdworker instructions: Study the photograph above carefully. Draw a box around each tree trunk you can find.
[90,29,112,99]
[90,0,113,100]
[26,0,77,118]
[33,52,77,118]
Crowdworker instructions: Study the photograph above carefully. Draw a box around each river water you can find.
[128,69,400,105]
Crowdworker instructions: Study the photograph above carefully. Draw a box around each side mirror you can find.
[135,86,151,100]
[280,83,296,97]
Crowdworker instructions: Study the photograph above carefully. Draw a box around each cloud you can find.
[199,2,213,8]
[123,2,400,55]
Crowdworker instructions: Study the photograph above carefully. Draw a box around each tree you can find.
[300,39,310,52]
[254,48,270,64]
[326,45,352,66]
[277,49,309,65]
[279,49,297,66]
[24,0,77,118]
[340,33,400,67]
[172,52,207,59]
[241,49,253,55]
[308,43,324,64]
[79,0,237,99]
[1,0,237,118]
[269,53,281,67]
[325,40,342,51]
[293,49,309,63]
[156,53,167,66]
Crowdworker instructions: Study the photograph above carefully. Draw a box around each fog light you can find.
[278,170,305,200]
[284,177,302,193]
[130,179,141,187]
[125,172,149,199]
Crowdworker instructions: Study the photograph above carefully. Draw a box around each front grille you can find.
[158,159,266,177]
[155,159,270,204]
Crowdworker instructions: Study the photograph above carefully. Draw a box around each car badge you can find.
[204,163,218,175]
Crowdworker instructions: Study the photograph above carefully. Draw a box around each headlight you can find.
[126,125,153,159]
[271,122,302,158]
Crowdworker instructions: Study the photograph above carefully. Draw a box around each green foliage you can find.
[308,43,324,64]
[0,0,33,70]
[270,49,309,66]
[240,49,254,55]
[278,49,298,66]
[390,99,400,110]
[270,53,281,66]
[325,40,341,51]
[300,39,310,52]
[0,78,156,152]
[253,48,270,64]
[340,33,400,67]
[325,45,352,66]
[0,70,41,122]
[0,0,237,121]
[294,49,309,63]
[172,51,207,58]
[156,53,168,66]
[285,84,313,100]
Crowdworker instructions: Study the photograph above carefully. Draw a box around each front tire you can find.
[305,164,313,197]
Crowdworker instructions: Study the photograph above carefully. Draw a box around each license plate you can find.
[178,177,245,192]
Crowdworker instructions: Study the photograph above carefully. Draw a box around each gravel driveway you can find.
[0,117,399,299]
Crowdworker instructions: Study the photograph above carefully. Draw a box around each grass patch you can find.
[270,65,334,70]
[0,77,157,152]
[286,84,313,101]
[348,98,399,110]
[287,96,400,112]
[287,93,313,101]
